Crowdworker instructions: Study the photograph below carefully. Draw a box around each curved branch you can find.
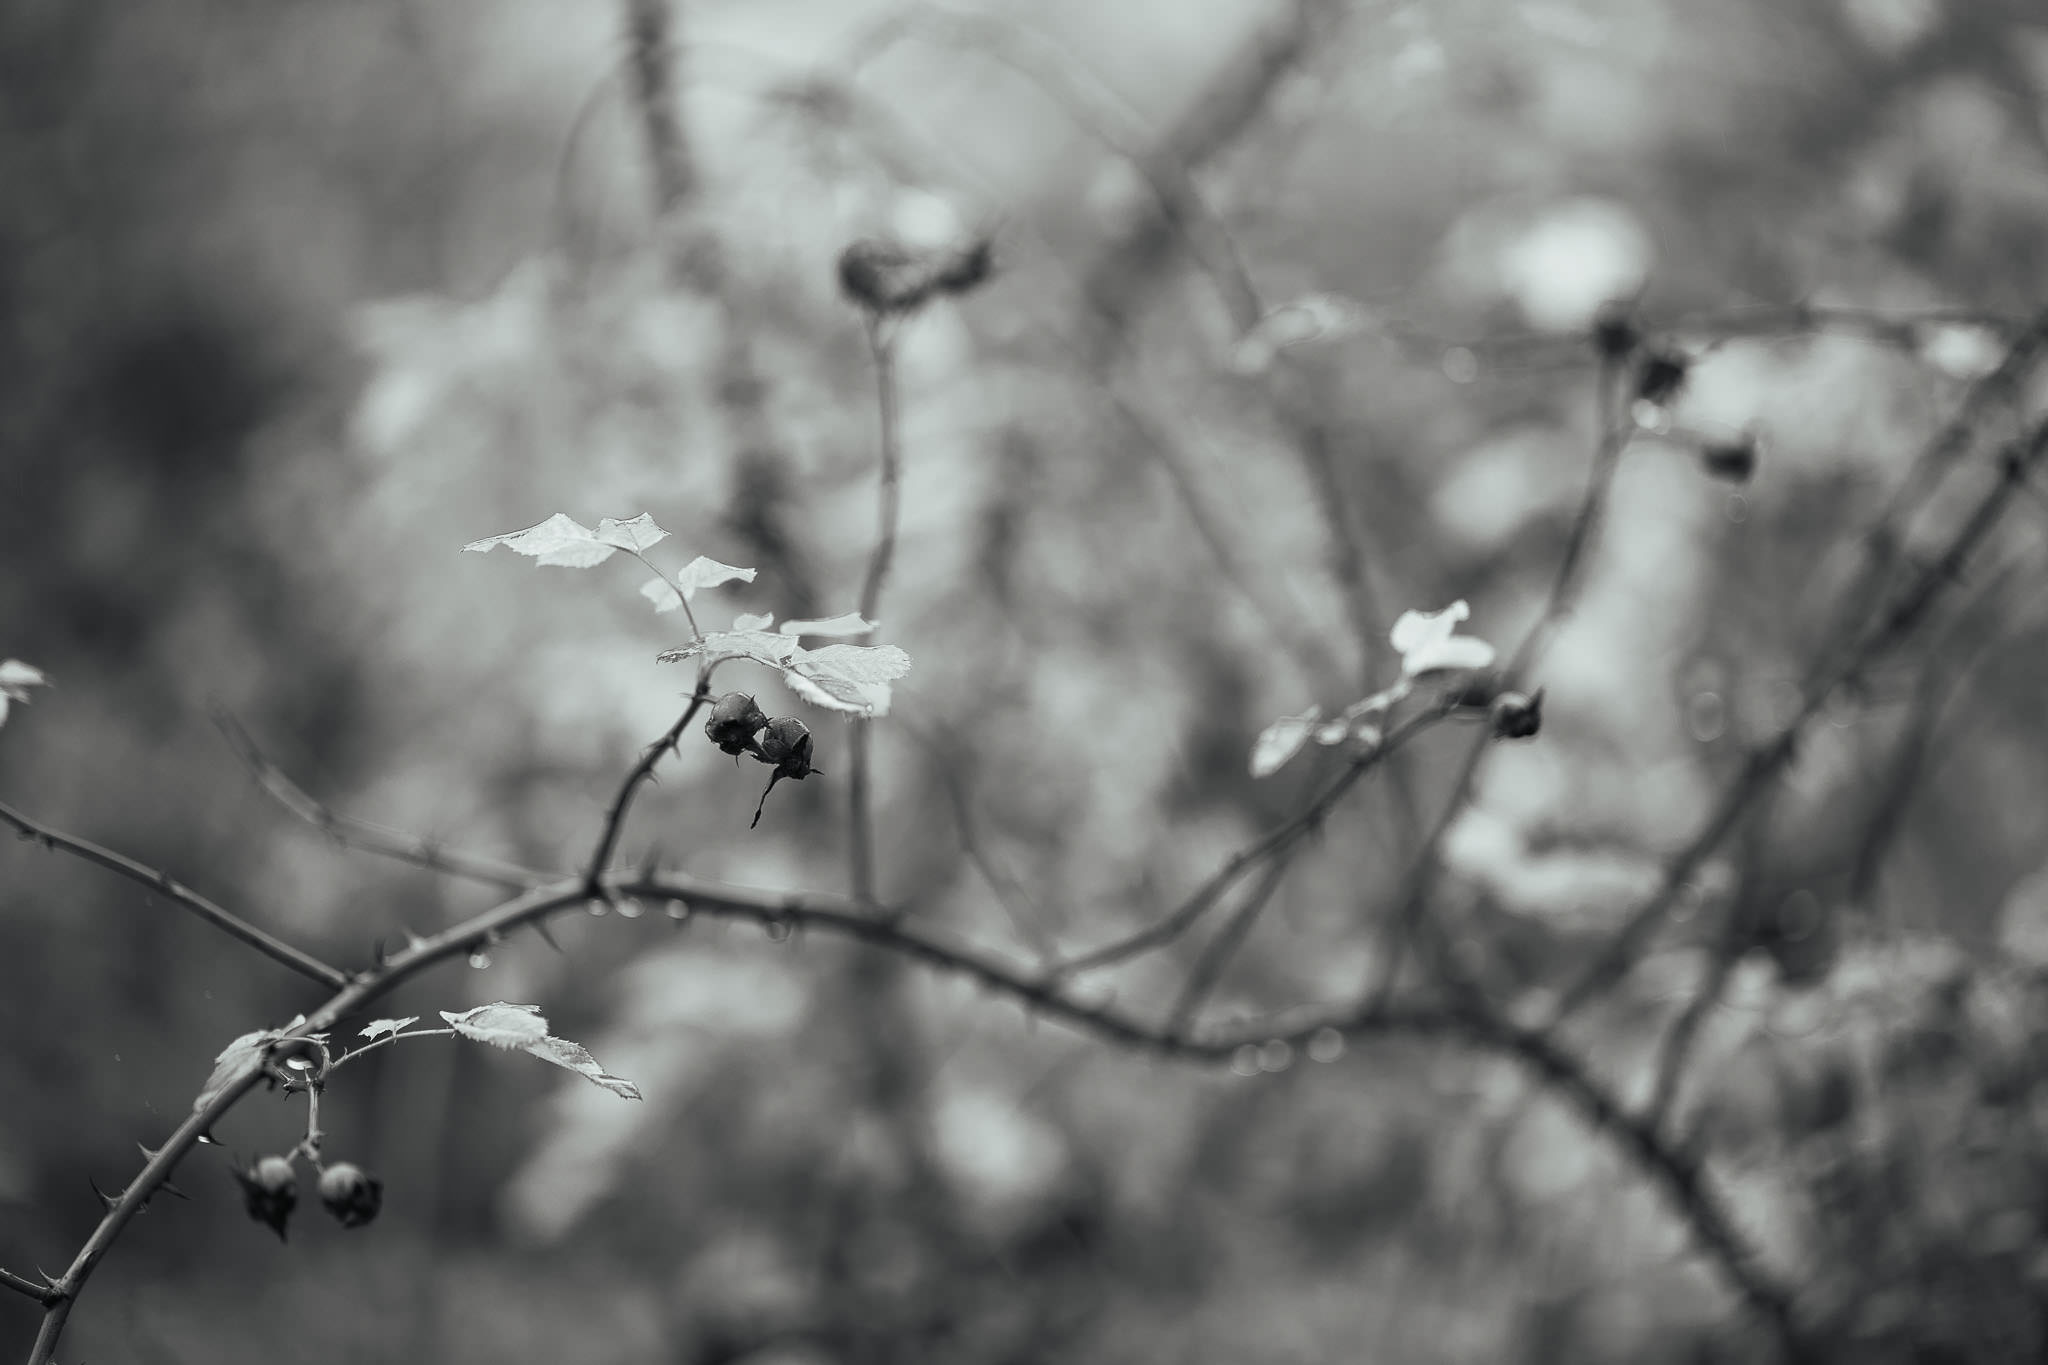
[0,799,348,989]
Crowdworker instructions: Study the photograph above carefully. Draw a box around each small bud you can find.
[318,1162,384,1229]
[1634,349,1689,407]
[1591,302,1638,361]
[1700,435,1758,484]
[1490,688,1543,741]
[837,239,932,314]
[235,1155,297,1241]
[705,692,769,757]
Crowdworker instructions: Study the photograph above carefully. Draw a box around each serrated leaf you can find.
[732,612,775,632]
[657,630,803,669]
[194,1028,279,1112]
[440,1003,642,1100]
[673,556,756,599]
[593,514,668,554]
[777,613,876,639]
[783,643,912,718]
[462,513,618,568]
[793,643,911,684]
[782,667,881,715]
[359,1017,419,1040]
[1250,707,1322,778]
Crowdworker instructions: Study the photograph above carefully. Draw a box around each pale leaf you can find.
[440,1002,642,1100]
[593,513,668,554]
[732,612,775,632]
[793,643,910,685]
[673,556,757,600]
[640,579,683,613]
[461,513,617,568]
[658,630,802,669]
[1250,707,1322,778]
[359,1017,418,1040]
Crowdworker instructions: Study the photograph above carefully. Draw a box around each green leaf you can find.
[461,512,670,568]
[440,1002,642,1100]
[359,1017,419,1040]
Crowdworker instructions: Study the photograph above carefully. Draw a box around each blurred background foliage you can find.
[5,0,2048,1360]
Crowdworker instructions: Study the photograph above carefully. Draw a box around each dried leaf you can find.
[441,1002,642,1099]
[358,1017,419,1040]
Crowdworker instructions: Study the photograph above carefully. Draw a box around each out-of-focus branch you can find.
[623,0,694,217]
[1166,853,1289,1031]
[0,799,348,989]
[214,711,548,892]
[1050,702,1450,978]
[1552,414,2048,1024]
[848,321,904,908]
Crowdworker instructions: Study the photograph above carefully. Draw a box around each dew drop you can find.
[467,950,492,970]
[1231,1044,1262,1077]
[665,902,693,923]
[763,919,793,943]
[1687,691,1727,743]
[586,899,609,917]
[1307,1027,1346,1063]
[1259,1040,1295,1073]
[1725,492,1748,523]
[616,898,645,920]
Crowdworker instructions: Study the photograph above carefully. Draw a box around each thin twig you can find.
[1166,854,1290,1032]
[623,0,694,217]
[1050,704,1448,978]
[0,1268,57,1306]
[583,684,712,896]
[1363,357,1630,1009]
[213,711,548,892]
[0,799,348,989]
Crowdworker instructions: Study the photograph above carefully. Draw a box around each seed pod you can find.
[317,1161,384,1229]
[705,692,768,757]
[235,1154,297,1241]
[756,717,817,779]
[1490,688,1543,741]
[1635,349,1689,407]
[1591,302,1638,361]
[1700,436,1758,483]
[838,239,932,314]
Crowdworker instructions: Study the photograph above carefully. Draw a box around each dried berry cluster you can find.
[234,1154,381,1241]
[706,692,821,827]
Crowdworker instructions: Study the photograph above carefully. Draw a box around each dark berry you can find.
[318,1162,383,1228]
[705,692,769,757]
[235,1155,297,1241]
